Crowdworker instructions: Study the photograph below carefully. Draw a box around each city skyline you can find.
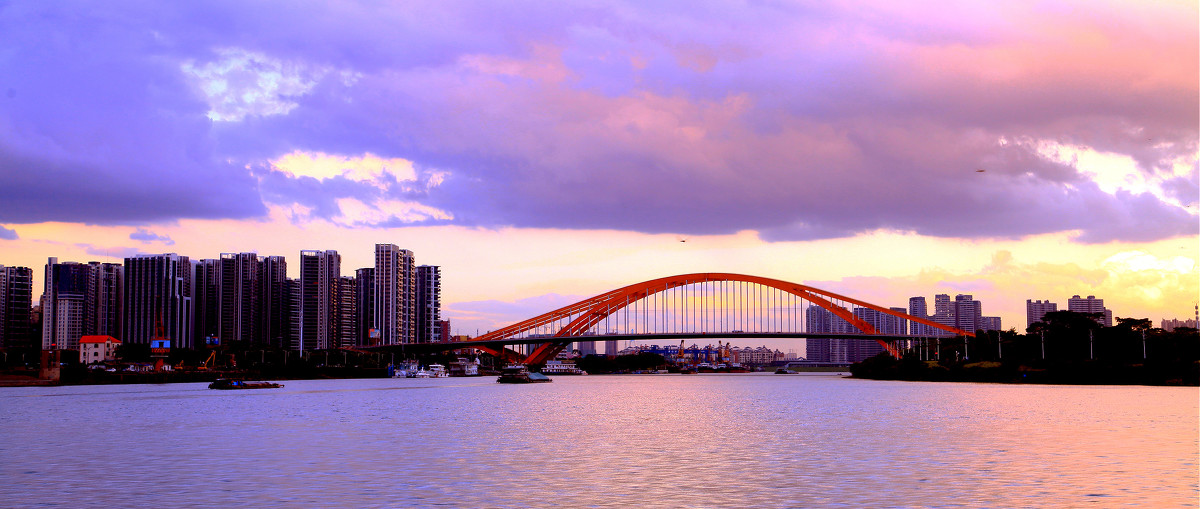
[0,1,1196,340]
[0,234,1193,343]
[2,246,1177,356]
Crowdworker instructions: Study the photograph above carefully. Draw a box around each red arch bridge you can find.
[373,273,974,364]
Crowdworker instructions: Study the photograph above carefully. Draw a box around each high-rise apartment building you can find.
[845,307,897,361]
[954,294,982,333]
[86,262,123,339]
[980,316,1002,332]
[192,259,220,343]
[337,276,357,348]
[299,250,340,350]
[1067,295,1112,327]
[932,294,955,335]
[0,265,33,349]
[218,252,260,344]
[805,304,863,363]
[908,296,938,336]
[41,258,90,350]
[41,258,120,349]
[1026,299,1058,328]
[124,253,193,348]
[194,254,289,347]
[854,307,908,335]
[355,268,376,345]
[374,244,415,345]
[284,278,301,350]
[259,255,288,347]
[416,265,441,344]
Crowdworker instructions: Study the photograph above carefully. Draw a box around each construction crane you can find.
[198,350,217,370]
[675,339,692,369]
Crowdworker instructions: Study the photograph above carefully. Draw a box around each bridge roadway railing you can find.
[367,331,961,356]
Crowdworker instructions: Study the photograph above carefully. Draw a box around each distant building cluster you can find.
[1160,318,1197,331]
[0,244,445,355]
[621,343,790,367]
[1025,295,1113,328]
[803,294,1001,364]
[907,294,1002,336]
[1160,304,1198,332]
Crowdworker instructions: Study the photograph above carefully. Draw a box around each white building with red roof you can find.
[79,335,121,364]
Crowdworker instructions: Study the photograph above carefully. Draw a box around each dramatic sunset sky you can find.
[1,1,1196,338]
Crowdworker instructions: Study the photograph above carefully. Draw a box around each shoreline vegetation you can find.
[849,355,1198,386]
[849,314,1199,386]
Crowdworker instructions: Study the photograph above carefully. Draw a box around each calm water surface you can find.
[2,374,1196,508]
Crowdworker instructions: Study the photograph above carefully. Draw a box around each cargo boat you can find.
[497,365,552,384]
[209,378,283,390]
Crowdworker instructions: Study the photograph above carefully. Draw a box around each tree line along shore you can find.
[849,312,1198,386]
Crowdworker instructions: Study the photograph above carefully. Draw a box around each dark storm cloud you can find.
[0,1,1195,243]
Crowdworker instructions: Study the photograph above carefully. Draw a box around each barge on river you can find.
[209,378,284,390]
[497,365,552,384]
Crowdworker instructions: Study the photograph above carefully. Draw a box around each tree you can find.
[1040,310,1103,330]
[115,342,150,362]
[1115,317,1152,331]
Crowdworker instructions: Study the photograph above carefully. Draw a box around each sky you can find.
[1,0,1197,345]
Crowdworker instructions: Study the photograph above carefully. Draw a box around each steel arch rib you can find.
[469,273,974,363]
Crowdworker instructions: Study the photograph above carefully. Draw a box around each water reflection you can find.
[2,375,1196,507]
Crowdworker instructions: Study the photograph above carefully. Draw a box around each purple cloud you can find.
[0,225,17,240]
[129,228,175,245]
[73,243,142,259]
[0,1,1194,244]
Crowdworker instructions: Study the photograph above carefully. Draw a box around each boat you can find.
[393,361,422,378]
[540,360,587,375]
[725,362,750,373]
[774,368,795,374]
[209,378,283,390]
[695,362,715,373]
[428,364,449,378]
[497,365,552,384]
[448,358,481,377]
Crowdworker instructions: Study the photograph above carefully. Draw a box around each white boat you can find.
[428,364,448,378]
[392,362,419,378]
[412,368,431,378]
[541,360,587,375]
[449,358,481,377]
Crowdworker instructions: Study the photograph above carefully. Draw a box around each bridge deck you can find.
[364,331,955,354]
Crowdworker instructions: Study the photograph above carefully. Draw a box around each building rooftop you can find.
[79,335,121,344]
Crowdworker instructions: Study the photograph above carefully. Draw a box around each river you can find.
[2,374,1196,508]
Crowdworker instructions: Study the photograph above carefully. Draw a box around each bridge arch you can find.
[470,273,973,364]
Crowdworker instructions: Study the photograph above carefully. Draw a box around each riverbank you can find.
[849,354,1199,386]
[0,366,389,387]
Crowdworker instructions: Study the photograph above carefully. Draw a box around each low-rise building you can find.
[79,335,121,364]
[731,346,785,366]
